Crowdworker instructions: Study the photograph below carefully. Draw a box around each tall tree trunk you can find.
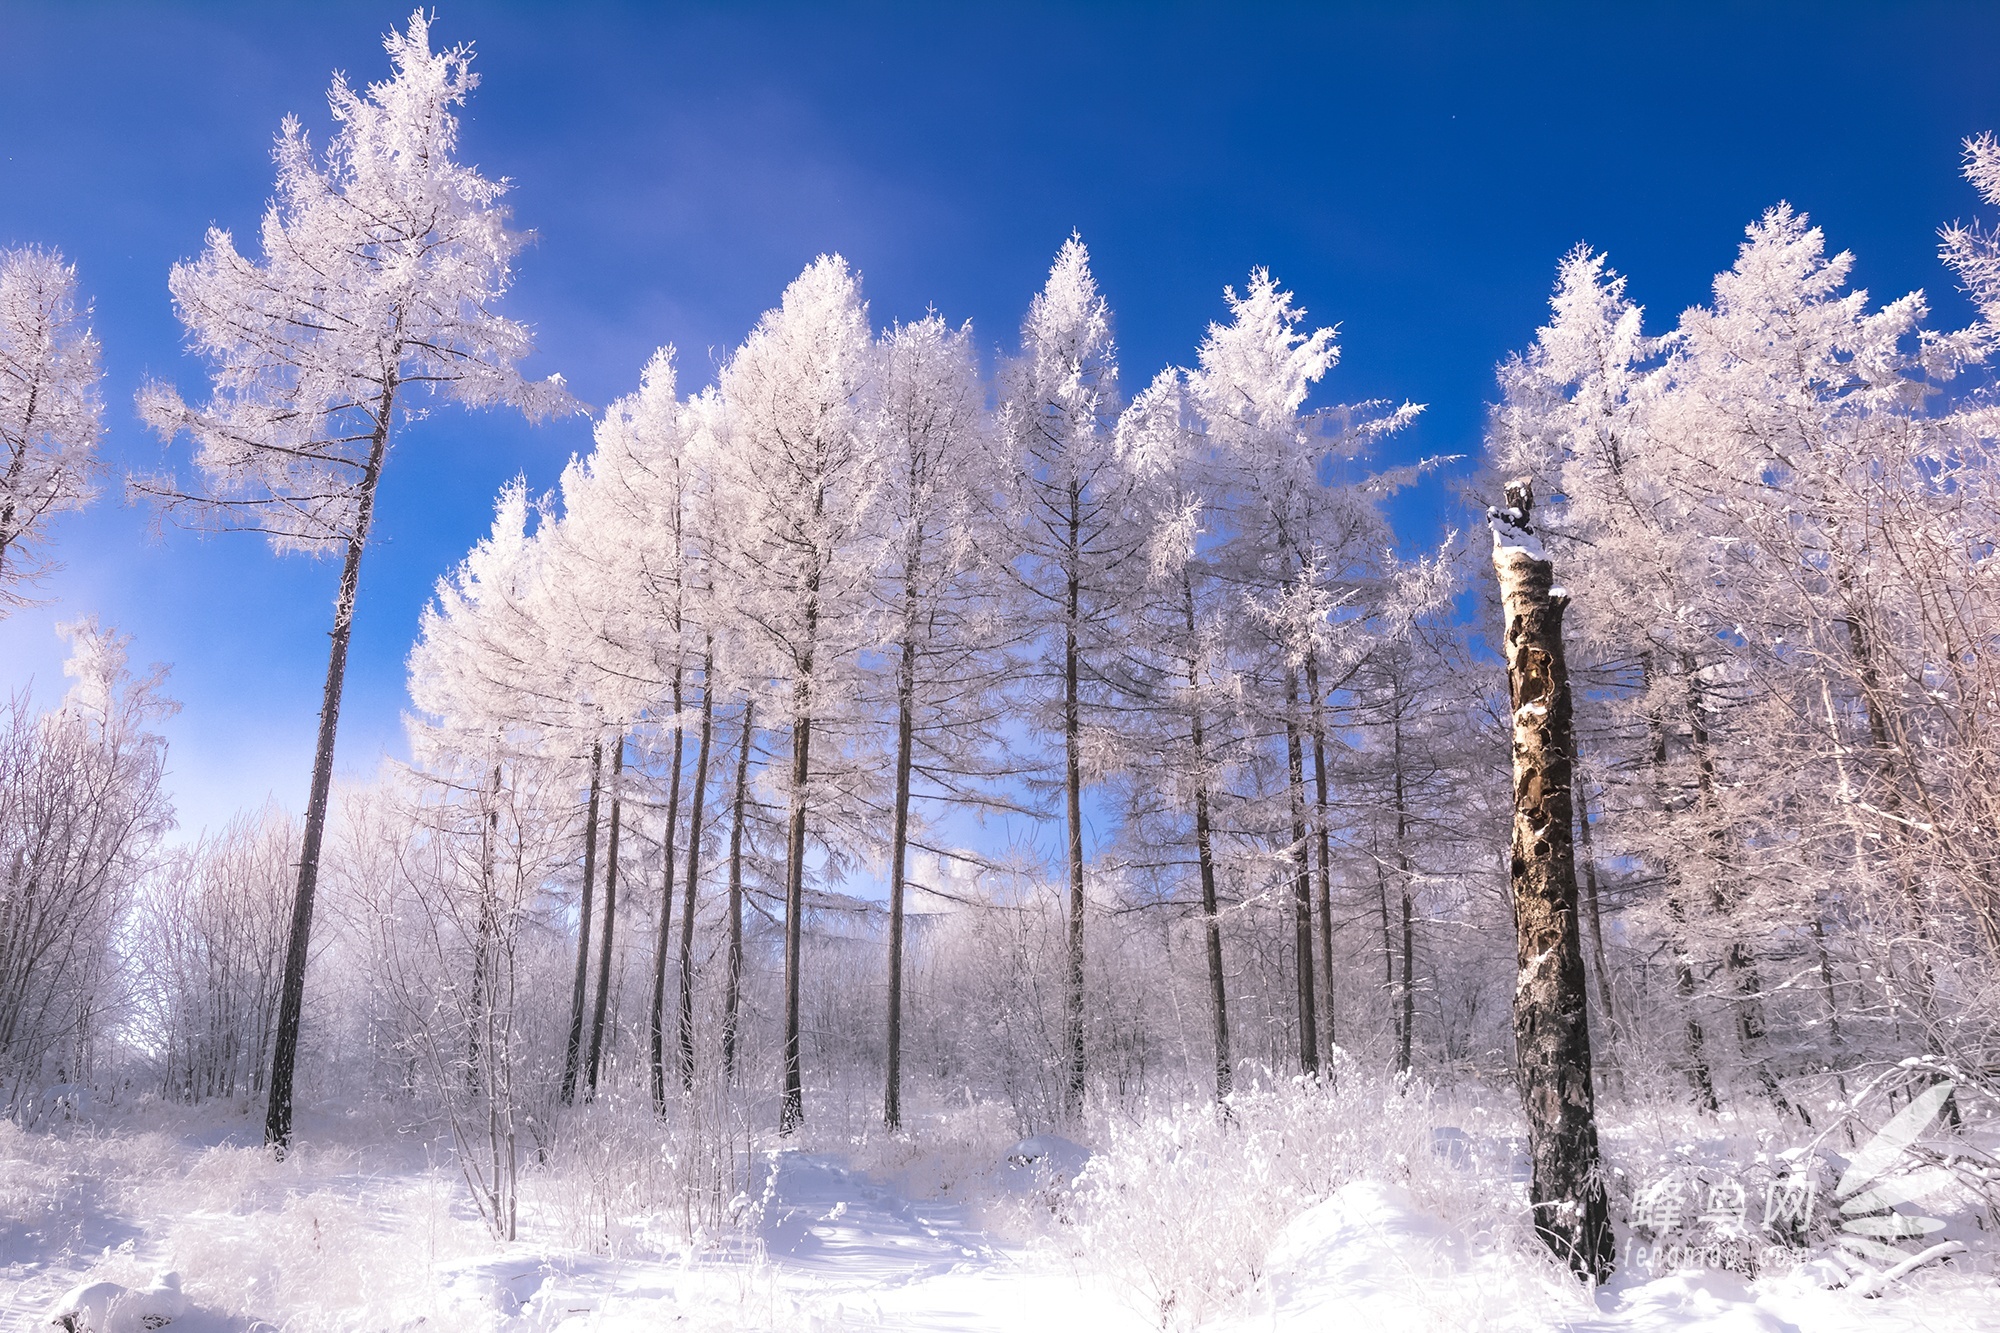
[264,387,393,1151]
[1392,702,1415,1076]
[1490,480,1613,1282]
[1679,658,1766,1047]
[1062,478,1088,1120]
[678,645,716,1093]
[723,700,754,1083]
[587,737,624,1095]
[1373,832,1395,992]
[648,669,685,1114]
[1284,667,1320,1077]
[1305,653,1337,1059]
[1679,656,1794,1116]
[1183,572,1231,1103]
[885,553,922,1129]
[780,701,813,1134]
[1838,601,1955,1123]
[560,739,603,1108]
[469,761,500,1094]
[781,581,821,1135]
[1645,653,1718,1111]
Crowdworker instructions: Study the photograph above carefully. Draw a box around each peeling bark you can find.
[1490,480,1613,1283]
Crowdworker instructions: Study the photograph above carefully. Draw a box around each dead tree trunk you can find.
[1489,480,1613,1283]
[560,740,604,1107]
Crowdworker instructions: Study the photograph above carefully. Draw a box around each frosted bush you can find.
[1044,1063,1524,1329]
[519,1083,755,1258]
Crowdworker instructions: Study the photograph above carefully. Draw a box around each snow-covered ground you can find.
[0,1090,1994,1331]
[0,1101,1153,1332]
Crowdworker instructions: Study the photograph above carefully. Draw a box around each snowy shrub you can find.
[1042,1064,1530,1329]
[522,1082,756,1258]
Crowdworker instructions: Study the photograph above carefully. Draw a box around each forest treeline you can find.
[3,13,1998,1247]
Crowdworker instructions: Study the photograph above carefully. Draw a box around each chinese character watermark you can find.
[1624,1079,1962,1290]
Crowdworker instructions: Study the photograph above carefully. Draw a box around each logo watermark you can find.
[1625,1079,1963,1291]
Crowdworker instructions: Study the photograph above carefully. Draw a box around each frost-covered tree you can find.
[1112,368,1242,1103]
[135,805,295,1103]
[1000,237,1133,1118]
[135,11,570,1148]
[405,476,594,1103]
[408,480,566,756]
[1193,269,1422,1072]
[704,255,878,1133]
[0,246,103,604]
[548,347,721,1108]
[1659,205,1992,1086]
[0,620,175,1108]
[866,312,996,1128]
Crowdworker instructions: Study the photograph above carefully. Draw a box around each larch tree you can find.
[1659,205,1985,1090]
[1114,367,1241,1104]
[135,11,570,1149]
[705,255,878,1134]
[1193,268,1418,1074]
[549,347,702,1110]
[406,476,598,1113]
[868,312,992,1129]
[0,246,102,605]
[999,237,1130,1119]
[1192,269,1335,1076]
[543,353,703,1103]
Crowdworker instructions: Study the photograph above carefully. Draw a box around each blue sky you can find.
[3,2,1998,835]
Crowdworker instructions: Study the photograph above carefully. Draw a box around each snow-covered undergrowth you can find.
[521,1084,755,1259]
[1021,1064,1580,1330]
[3,1075,1997,1330]
[0,1105,488,1329]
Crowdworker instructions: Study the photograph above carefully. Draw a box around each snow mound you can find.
[1429,1125,1473,1169]
[1602,1271,1797,1332]
[434,1256,550,1318]
[1253,1181,1470,1331]
[1000,1135,1092,1192]
[44,1270,186,1332]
